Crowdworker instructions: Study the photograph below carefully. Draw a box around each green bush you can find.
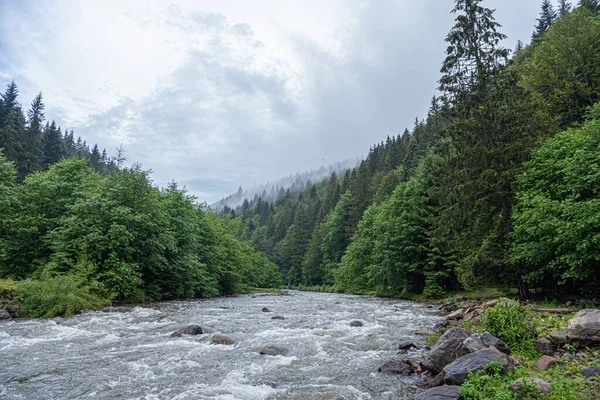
[481,298,537,350]
[15,275,110,318]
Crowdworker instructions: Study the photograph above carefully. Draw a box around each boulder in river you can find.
[443,348,513,386]
[259,346,289,356]
[171,325,203,337]
[421,327,469,374]
[349,320,364,327]
[0,309,10,320]
[567,309,600,345]
[271,315,285,320]
[399,341,419,351]
[510,376,552,397]
[211,334,235,345]
[262,307,271,312]
[414,385,462,400]
[378,360,413,375]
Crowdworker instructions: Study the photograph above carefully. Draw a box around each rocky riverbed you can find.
[0,291,442,399]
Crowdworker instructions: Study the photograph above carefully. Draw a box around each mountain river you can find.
[0,291,442,399]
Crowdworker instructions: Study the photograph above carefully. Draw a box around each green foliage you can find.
[14,275,109,318]
[520,8,600,129]
[481,298,537,350]
[425,331,442,346]
[0,157,282,308]
[511,103,600,293]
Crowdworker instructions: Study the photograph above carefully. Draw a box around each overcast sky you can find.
[0,0,543,203]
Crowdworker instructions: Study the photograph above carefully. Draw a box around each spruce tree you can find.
[579,0,600,14]
[20,93,45,177]
[0,82,23,163]
[43,120,65,168]
[439,0,509,113]
[558,0,572,16]
[532,0,558,42]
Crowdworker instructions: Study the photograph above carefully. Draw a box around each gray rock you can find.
[462,332,509,355]
[6,305,19,314]
[262,307,271,312]
[271,316,285,320]
[378,360,413,375]
[211,334,235,345]
[399,341,419,351]
[580,366,600,377]
[349,320,364,327]
[171,325,203,337]
[546,330,567,345]
[446,309,464,321]
[0,309,10,320]
[510,376,552,397]
[414,385,462,400]
[533,355,557,371]
[479,332,510,354]
[534,337,554,356]
[443,348,513,386]
[432,322,447,333]
[567,309,600,345]
[421,328,470,374]
[428,371,446,388]
[259,346,289,356]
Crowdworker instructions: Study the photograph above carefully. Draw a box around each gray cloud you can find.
[1,0,543,203]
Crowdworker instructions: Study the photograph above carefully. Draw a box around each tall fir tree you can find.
[20,93,45,178]
[558,0,572,16]
[532,0,558,42]
[43,120,65,168]
[439,0,509,114]
[578,0,600,14]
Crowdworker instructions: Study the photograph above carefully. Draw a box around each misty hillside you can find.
[212,157,361,211]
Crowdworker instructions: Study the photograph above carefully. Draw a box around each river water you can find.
[0,291,441,400]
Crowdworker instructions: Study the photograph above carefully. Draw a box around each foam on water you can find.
[0,291,441,399]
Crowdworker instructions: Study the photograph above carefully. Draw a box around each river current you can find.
[0,291,441,400]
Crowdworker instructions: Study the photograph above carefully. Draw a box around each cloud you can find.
[0,0,543,203]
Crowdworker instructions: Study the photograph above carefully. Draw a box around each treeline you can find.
[0,154,281,312]
[223,0,600,299]
[0,82,118,180]
[213,158,360,212]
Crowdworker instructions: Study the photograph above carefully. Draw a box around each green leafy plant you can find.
[15,275,110,318]
[481,298,537,350]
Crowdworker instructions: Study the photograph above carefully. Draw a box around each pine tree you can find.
[43,120,65,168]
[515,39,524,53]
[439,0,509,113]
[578,0,600,14]
[558,0,572,16]
[532,0,558,42]
[0,82,23,163]
[20,93,45,177]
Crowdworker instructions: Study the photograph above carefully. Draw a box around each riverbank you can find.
[415,296,600,399]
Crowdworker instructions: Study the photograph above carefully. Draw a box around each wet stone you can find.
[171,325,203,337]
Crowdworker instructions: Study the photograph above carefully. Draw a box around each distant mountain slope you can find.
[212,157,361,211]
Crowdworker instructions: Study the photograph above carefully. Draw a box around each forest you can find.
[0,88,280,317]
[1,0,600,318]
[221,0,600,300]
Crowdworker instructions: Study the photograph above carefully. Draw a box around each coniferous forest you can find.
[220,0,600,300]
[1,0,600,318]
